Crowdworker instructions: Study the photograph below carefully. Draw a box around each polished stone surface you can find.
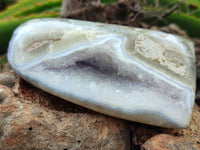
[7,18,196,128]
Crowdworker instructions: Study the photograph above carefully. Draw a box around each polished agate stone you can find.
[7,18,196,128]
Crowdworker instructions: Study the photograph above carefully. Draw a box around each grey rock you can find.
[7,18,196,128]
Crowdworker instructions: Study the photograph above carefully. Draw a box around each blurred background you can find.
[0,0,200,67]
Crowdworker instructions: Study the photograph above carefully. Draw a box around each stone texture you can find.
[141,134,200,150]
[0,72,130,150]
[0,70,17,88]
[0,71,200,149]
[131,103,200,148]
[150,24,200,107]
[7,18,196,128]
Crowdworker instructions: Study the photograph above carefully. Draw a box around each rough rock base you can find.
[0,71,200,150]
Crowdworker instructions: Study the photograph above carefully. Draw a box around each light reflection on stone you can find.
[8,18,196,128]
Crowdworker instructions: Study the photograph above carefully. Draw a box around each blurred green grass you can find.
[142,0,200,38]
[0,0,200,53]
[166,13,200,38]
[102,0,117,5]
[0,13,60,52]
[13,1,61,17]
[0,0,55,19]
[0,0,61,53]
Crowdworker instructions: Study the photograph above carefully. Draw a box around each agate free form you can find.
[8,18,196,128]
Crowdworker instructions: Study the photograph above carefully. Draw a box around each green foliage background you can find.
[143,0,200,38]
[0,0,200,54]
[0,0,61,52]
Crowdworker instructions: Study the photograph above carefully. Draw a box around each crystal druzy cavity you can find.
[8,18,196,128]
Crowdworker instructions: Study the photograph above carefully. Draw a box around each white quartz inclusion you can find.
[7,18,196,128]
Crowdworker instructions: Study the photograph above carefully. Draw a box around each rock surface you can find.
[8,18,196,128]
[141,134,200,150]
[0,71,200,149]
[0,74,130,150]
[131,103,200,149]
